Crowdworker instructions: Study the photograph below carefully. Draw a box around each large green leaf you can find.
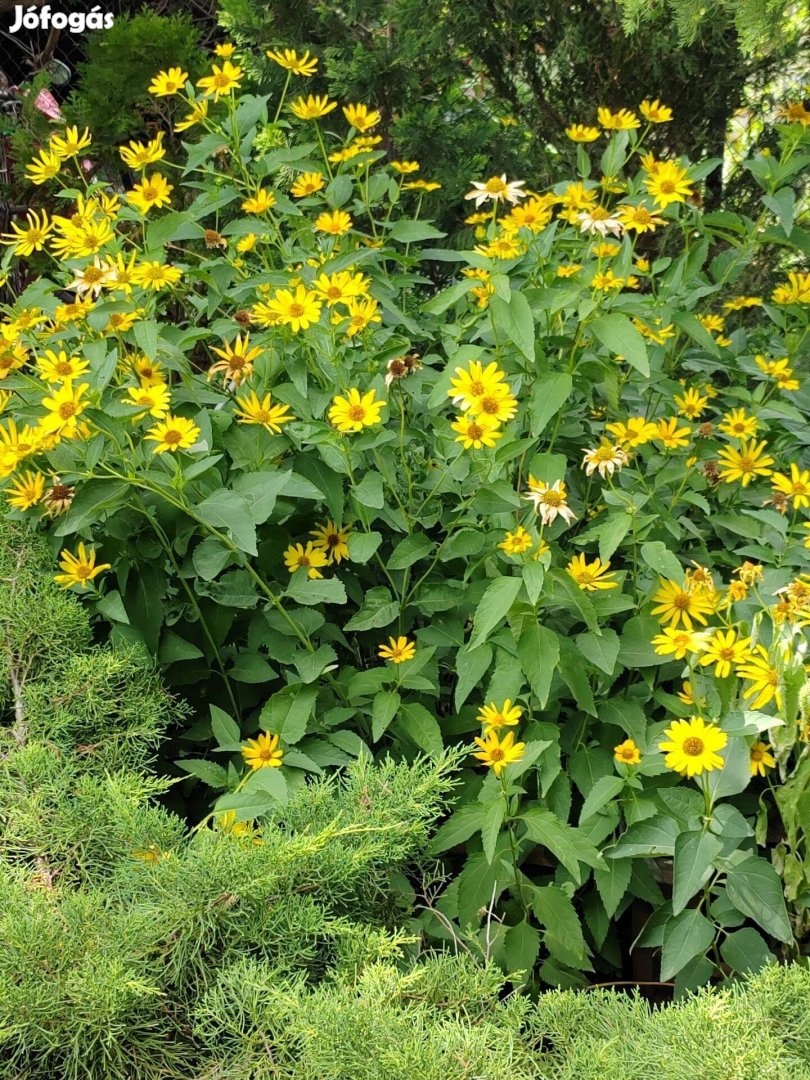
[532,885,589,968]
[260,683,318,745]
[516,623,560,708]
[490,291,535,362]
[521,807,603,883]
[590,313,649,376]
[469,576,523,649]
[671,830,722,916]
[726,856,792,943]
[660,909,715,981]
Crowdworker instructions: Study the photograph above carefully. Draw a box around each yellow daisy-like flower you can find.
[654,417,692,450]
[258,285,322,332]
[233,390,295,434]
[644,160,694,208]
[471,729,525,776]
[651,577,715,630]
[771,464,810,510]
[639,99,673,123]
[174,100,209,133]
[659,716,727,777]
[566,553,618,591]
[54,542,111,590]
[651,626,707,660]
[523,477,577,526]
[390,160,420,173]
[310,520,350,563]
[342,297,381,336]
[716,439,774,486]
[208,334,262,385]
[605,417,658,449]
[378,636,416,664]
[678,680,695,706]
[617,202,666,233]
[597,106,640,130]
[119,134,165,170]
[614,739,641,765]
[127,173,174,215]
[214,43,236,58]
[242,732,284,770]
[450,413,503,449]
[673,386,708,419]
[197,60,243,99]
[49,125,92,159]
[343,103,381,132]
[328,387,386,433]
[556,263,583,277]
[266,48,318,76]
[148,67,188,96]
[565,124,601,142]
[468,384,518,423]
[464,174,527,208]
[699,628,753,679]
[123,383,171,421]
[283,541,329,579]
[0,209,52,257]
[402,179,441,192]
[772,272,810,306]
[144,415,200,454]
[314,209,353,236]
[5,469,45,511]
[130,261,183,290]
[447,360,507,411]
[36,349,89,384]
[501,197,554,234]
[581,440,629,478]
[477,699,522,732]
[718,408,758,440]
[25,148,62,186]
[736,646,782,710]
[723,295,763,311]
[499,525,533,555]
[313,270,369,306]
[39,381,90,437]
[241,189,276,214]
[290,171,325,197]
[290,94,337,120]
[749,741,776,777]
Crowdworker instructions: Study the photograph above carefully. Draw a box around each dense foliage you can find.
[0,38,809,1000]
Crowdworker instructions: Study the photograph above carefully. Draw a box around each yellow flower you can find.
[314,209,353,236]
[651,626,708,659]
[634,257,650,273]
[328,388,386,432]
[448,360,507,411]
[614,739,641,765]
[523,477,577,526]
[259,285,322,332]
[464,174,526,208]
[5,469,45,511]
[236,234,258,253]
[771,464,810,510]
[233,390,295,434]
[310,520,350,563]
[644,160,694,207]
[565,123,601,142]
[605,417,657,448]
[403,179,441,192]
[450,413,503,449]
[499,526,533,555]
[242,732,284,769]
[39,381,90,438]
[749,741,776,777]
[54,543,111,590]
[390,160,420,173]
[343,103,381,132]
[145,415,200,453]
[378,636,416,664]
[208,334,262,385]
[241,189,276,214]
[290,94,337,120]
[477,699,522,732]
[119,133,165,170]
[148,67,188,96]
[678,680,695,706]
[35,350,88,385]
[659,716,727,777]
[266,48,318,76]
[340,297,381,337]
[174,100,209,132]
[130,355,165,387]
[1,209,52,256]
[197,60,243,99]
[772,271,810,305]
[717,439,774,486]
[556,263,582,277]
[639,99,673,123]
[718,408,758,440]
[633,318,675,345]
[673,386,708,419]
[291,171,325,197]
[699,628,753,679]
[127,173,174,214]
[566,553,618,591]
[475,233,525,259]
[737,647,782,711]
[130,261,183,290]
[123,383,171,421]
[597,106,640,130]
[313,270,369,306]
[214,42,236,58]
[654,417,692,449]
[723,295,763,312]
[502,197,554,234]
[617,202,666,233]
[25,148,62,185]
[471,729,525,775]
[49,125,92,159]
[283,541,329,579]
[651,577,715,630]
[581,440,629,478]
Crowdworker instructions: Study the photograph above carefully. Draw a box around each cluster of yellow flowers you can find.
[447,360,518,449]
[471,698,526,775]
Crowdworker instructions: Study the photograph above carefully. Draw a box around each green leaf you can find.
[241,766,289,804]
[260,683,318,745]
[429,803,486,853]
[593,857,632,919]
[532,885,589,968]
[503,920,541,978]
[293,644,338,684]
[521,807,603,884]
[192,536,233,581]
[590,313,649,376]
[397,702,443,757]
[575,628,620,675]
[159,630,203,663]
[214,783,285,820]
[598,513,632,562]
[347,531,382,563]
[521,561,545,606]
[557,643,597,717]
[54,480,130,536]
[388,534,433,569]
[454,643,493,710]
[196,491,257,556]
[354,470,385,508]
[762,187,795,237]
[210,705,240,748]
[95,590,129,625]
[371,690,400,742]
[617,616,664,668]
[671,830,722,916]
[177,758,228,788]
[726,856,792,943]
[481,799,506,864]
[388,219,445,242]
[579,776,625,825]
[516,623,560,708]
[607,816,679,857]
[232,470,290,524]
[286,575,348,606]
[720,928,774,974]
[660,909,715,981]
[343,587,400,631]
[469,576,523,649]
[528,372,572,435]
[490,291,536,362]
[640,541,683,582]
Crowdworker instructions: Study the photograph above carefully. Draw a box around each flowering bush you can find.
[1,42,809,990]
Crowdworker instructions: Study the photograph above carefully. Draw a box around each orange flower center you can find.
[682,737,705,756]
[479,396,501,414]
[466,423,483,440]
[163,429,183,445]
[489,747,505,761]
[288,303,305,318]
[468,380,485,396]
[542,491,562,507]
[673,592,691,610]
[58,402,77,420]
[84,267,103,283]
[348,405,366,422]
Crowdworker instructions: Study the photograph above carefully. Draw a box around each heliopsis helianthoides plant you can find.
[1,46,809,993]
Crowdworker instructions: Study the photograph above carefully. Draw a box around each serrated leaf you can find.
[521,807,603,883]
[593,857,631,919]
[177,758,229,788]
[726,856,792,943]
[470,576,523,649]
[210,705,240,747]
[579,775,625,825]
[671,829,722,916]
[481,799,506,864]
[575,628,620,675]
[429,803,486,853]
[260,683,317,745]
[371,690,400,742]
[660,909,714,981]
[532,885,589,968]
